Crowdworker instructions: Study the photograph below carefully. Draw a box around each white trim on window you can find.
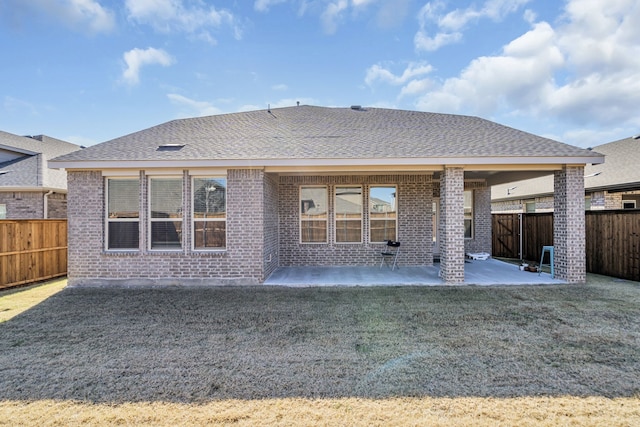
[105,177,140,251]
[191,176,227,251]
[369,185,398,244]
[334,185,363,244]
[300,185,328,244]
[148,176,184,251]
[464,190,474,239]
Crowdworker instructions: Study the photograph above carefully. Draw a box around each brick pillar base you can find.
[440,167,465,283]
[554,166,586,283]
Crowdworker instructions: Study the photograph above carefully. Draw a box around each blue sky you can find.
[1,0,638,148]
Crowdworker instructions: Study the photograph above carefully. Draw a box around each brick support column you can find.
[554,166,586,283]
[440,167,465,283]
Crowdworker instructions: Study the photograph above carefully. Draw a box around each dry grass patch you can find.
[0,278,67,323]
[0,274,639,424]
[1,397,639,426]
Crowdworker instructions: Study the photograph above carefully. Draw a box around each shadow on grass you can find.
[0,277,639,404]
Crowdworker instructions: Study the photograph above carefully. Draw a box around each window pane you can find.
[336,220,362,243]
[0,204,6,219]
[369,186,397,243]
[193,178,226,218]
[370,219,397,242]
[108,179,139,218]
[301,220,327,243]
[335,186,362,216]
[300,187,327,219]
[301,186,327,243]
[150,178,182,219]
[194,221,226,249]
[108,222,139,249]
[464,220,472,239]
[151,221,182,249]
[335,186,362,243]
[464,190,473,238]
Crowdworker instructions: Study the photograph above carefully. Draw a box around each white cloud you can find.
[414,30,461,52]
[122,48,175,86]
[288,0,410,34]
[365,61,433,86]
[272,84,289,91]
[352,0,377,7]
[167,94,222,117]
[321,0,349,34]
[8,0,115,33]
[416,21,564,114]
[125,0,242,43]
[399,78,432,97]
[374,0,411,30]
[398,0,640,137]
[254,0,288,12]
[414,0,530,51]
[560,126,635,149]
[365,62,434,100]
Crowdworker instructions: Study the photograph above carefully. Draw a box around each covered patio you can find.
[264,258,565,287]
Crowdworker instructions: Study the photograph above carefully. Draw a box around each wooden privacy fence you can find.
[492,211,640,282]
[0,219,67,290]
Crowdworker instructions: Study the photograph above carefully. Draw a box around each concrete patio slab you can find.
[264,258,566,287]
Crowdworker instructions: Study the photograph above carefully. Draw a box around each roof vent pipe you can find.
[297,101,300,106]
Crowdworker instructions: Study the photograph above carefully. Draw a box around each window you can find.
[623,200,636,209]
[106,178,139,250]
[0,204,5,219]
[585,196,592,210]
[525,201,536,213]
[192,177,226,250]
[369,186,397,243]
[335,186,362,243]
[432,200,438,245]
[149,177,183,250]
[464,190,473,239]
[300,186,327,243]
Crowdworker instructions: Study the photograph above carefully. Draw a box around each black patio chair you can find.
[380,240,401,270]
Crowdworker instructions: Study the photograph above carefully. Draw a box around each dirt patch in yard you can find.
[0,275,639,404]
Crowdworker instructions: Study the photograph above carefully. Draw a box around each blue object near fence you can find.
[539,245,554,278]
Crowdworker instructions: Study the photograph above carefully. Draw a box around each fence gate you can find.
[492,214,520,258]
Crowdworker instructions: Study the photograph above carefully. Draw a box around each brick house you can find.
[49,105,603,285]
[492,135,639,213]
[0,130,82,219]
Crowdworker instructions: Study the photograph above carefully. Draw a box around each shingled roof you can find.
[50,105,602,169]
[492,135,640,201]
[0,131,83,189]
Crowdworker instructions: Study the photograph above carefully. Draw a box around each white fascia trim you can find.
[50,155,605,171]
[0,144,39,156]
[0,186,65,192]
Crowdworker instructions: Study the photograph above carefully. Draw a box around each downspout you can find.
[518,213,523,261]
[43,190,54,219]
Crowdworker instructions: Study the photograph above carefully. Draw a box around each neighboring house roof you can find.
[492,135,640,201]
[50,106,602,177]
[0,131,83,191]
